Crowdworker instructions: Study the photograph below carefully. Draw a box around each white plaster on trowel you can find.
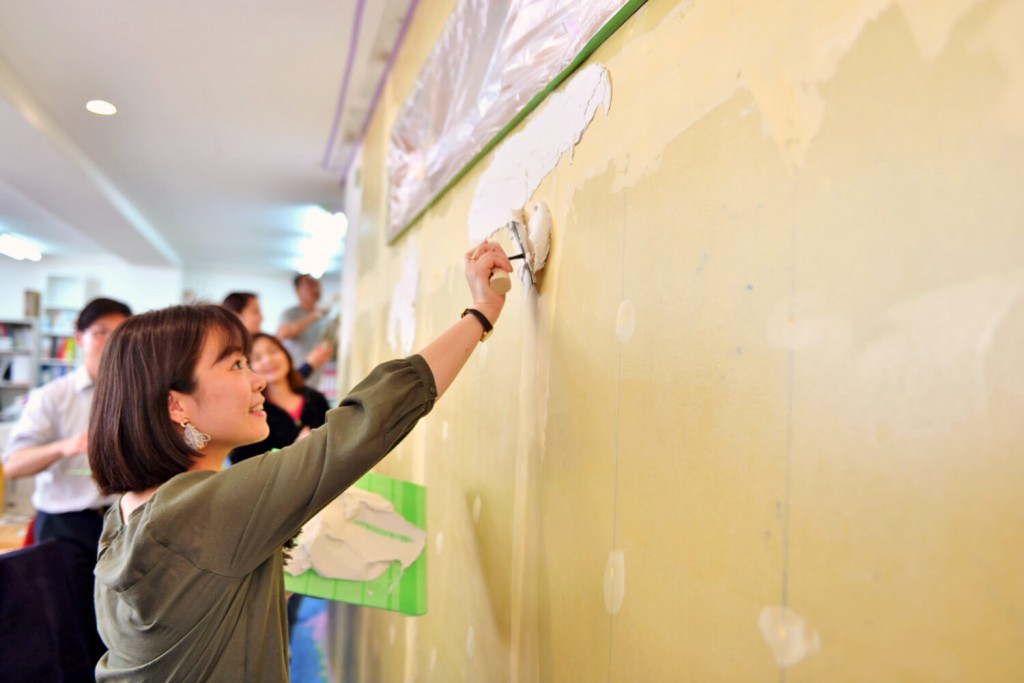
[387,245,419,354]
[467,64,611,243]
[616,300,636,344]
[603,550,626,614]
[758,605,821,668]
[285,487,426,582]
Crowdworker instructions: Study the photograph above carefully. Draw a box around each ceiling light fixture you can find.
[0,233,42,261]
[86,99,117,116]
[295,208,348,278]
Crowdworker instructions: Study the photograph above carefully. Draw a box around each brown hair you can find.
[220,291,257,315]
[251,332,305,393]
[89,304,251,495]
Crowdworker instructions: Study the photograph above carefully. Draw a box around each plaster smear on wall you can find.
[285,487,426,582]
[758,605,821,667]
[854,269,1024,439]
[594,0,1006,186]
[766,269,1024,439]
[467,63,611,243]
[969,0,1024,139]
[387,245,419,354]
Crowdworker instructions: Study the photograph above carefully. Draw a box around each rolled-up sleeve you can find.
[153,356,438,574]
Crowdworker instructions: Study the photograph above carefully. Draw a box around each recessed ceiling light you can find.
[86,99,117,116]
[0,233,42,261]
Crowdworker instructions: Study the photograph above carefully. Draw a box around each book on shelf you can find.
[1,356,32,386]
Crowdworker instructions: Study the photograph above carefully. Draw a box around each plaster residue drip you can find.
[467,63,611,243]
[594,0,1011,187]
[387,244,419,354]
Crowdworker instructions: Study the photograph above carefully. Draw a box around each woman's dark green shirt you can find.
[94,357,436,682]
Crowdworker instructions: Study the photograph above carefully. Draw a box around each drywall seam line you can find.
[389,0,650,243]
[321,0,367,168]
[779,183,799,683]
[339,0,420,186]
[607,173,629,681]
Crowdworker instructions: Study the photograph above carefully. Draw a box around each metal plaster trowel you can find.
[489,201,552,294]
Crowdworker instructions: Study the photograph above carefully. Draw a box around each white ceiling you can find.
[0,0,416,275]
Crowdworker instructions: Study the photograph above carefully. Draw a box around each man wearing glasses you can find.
[3,297,131,666]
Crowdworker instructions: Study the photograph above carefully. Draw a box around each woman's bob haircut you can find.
[251,332,305,393]
[89,304,251,495]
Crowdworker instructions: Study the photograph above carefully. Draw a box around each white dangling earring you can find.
[181,418,211,451]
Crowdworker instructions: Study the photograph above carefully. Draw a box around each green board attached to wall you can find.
[284,472,427,616]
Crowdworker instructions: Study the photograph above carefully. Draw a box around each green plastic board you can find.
[284,472,427,616]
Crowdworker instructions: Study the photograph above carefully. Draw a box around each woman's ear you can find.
[167,391,186,425]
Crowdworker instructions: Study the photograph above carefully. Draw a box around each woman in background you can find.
[228,333,329,465]
[221,291,263,333]
[222,291,332,381]
[88,242,510,681]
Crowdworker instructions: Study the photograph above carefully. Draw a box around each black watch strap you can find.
[461,308,493,341]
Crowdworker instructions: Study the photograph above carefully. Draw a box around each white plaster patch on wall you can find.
[472,495,482,524]
[603,550,626,614]
[466,624,475,658]
[757,605,821,668]
[429,646,437,672]
[441,420,450,442]
[434,530,444,556]
[387,245,419,354]
[467,63,611,243]
[388,623,396,645]
[615,299,637,343]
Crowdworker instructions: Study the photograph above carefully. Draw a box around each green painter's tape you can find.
[283,472,427,616]
[389,0,650,243]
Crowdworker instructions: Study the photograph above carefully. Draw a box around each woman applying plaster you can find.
[88,242,511,681]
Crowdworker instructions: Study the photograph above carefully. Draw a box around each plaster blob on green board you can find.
[284,472,427,616]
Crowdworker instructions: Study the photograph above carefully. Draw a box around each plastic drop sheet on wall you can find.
[387,0,637,241]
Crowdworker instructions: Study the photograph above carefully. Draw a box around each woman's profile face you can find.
[250,336,291,387]
[239,297,263,334]
[177,330,269,452]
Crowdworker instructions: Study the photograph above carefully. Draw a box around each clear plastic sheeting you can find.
[387,0,627,240]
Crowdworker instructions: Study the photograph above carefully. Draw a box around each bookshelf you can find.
[0,319,39,418]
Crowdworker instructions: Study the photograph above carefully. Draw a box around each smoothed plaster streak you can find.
[467,63,611,243]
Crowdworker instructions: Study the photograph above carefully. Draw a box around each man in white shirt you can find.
[3,297,131,665]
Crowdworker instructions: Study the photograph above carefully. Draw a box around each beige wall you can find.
[333,1,1024,680]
